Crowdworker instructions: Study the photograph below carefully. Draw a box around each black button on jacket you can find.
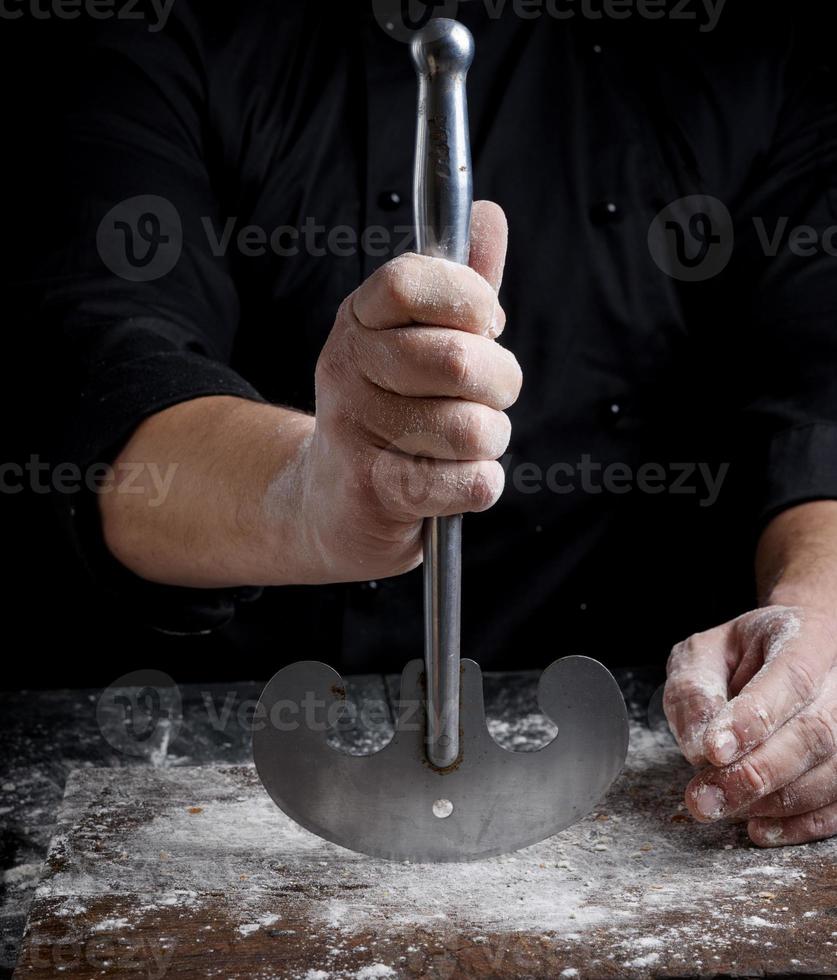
[26,2,837,672]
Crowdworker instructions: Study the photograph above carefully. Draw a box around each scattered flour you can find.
[626,952,661,968]
[742,916,776,928]
[28,703,832,978]
[90,916,131,933]
[238,912,280,936]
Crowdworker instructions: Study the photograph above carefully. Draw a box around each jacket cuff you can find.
[759,422,837,527]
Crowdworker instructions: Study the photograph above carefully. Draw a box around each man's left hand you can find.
[665,605,837,846]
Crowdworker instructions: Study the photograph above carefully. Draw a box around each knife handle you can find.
[411,19,475,771]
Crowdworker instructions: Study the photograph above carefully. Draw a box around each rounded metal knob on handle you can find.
[410,17,475,78]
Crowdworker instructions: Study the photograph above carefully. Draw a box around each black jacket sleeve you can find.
[39,12,267,633]
[728,41,837,530]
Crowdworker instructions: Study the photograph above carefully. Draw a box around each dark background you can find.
[0,3,833,690]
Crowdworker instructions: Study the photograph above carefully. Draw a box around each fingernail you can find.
[694,783,726,821]
[710,729,739,766]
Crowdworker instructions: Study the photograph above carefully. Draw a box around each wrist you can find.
[763,583,836,622]
[757,501,837,622]
[240,410,319,586]
[102,397,321,589]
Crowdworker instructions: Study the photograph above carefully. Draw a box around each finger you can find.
[352,252,502,336]
[357,386,511,462]
[357,326,523,412]
[686,674,837,822]
[368,451,505,519]
[702,608,833,767]
[748,802,837,847]
[664,629,735,766]
[745,753,837,818]
[469,201,508,293]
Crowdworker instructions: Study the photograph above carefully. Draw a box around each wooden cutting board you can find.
[13,705,837,979]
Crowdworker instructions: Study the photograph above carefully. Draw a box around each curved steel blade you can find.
[253,657,629,862]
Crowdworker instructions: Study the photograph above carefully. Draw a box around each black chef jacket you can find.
[23,1,837,676]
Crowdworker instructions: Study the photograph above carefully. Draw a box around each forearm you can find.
[756,501,837,613]
[100,396,317,589]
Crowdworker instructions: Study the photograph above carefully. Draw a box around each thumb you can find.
[469,201,508,293]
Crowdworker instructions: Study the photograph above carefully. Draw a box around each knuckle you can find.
[666,639,690,676]
[469,463,503,511]
[380,254,421,311]
[799,711,837,762]
[803,808,833,841]
[663,691,683,727]
[494,412,513,456]
[784,656,819,707]
[461,408,510,460]
[663,690,715,747]
[776,782,800,813]
[734,697,774,744]
[504,351,524,404]
[457,265,494,318]
[439,334,472,388]
[664,679,701,706]
[737,758,769,799]
[663,678,712,717]
[668,633,709,672]
[453,407,485,457]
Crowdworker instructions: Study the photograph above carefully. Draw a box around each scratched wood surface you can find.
[11,674,837,979]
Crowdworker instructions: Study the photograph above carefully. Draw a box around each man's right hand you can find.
[295,200,521,582]
[101,201,521,589]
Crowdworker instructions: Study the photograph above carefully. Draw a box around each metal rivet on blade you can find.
[433,799,454,819]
